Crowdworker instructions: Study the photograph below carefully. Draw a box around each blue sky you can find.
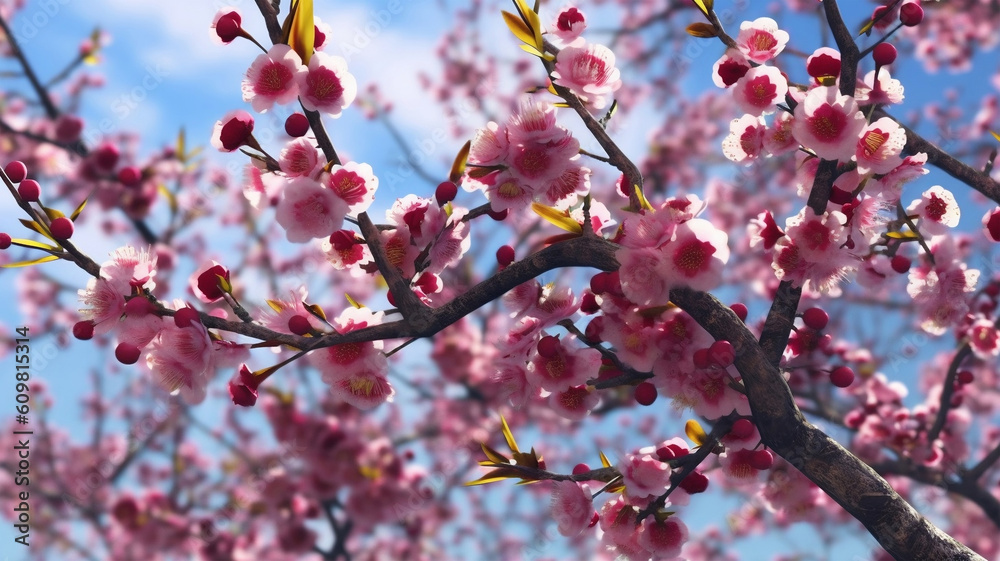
[2,0,999,559]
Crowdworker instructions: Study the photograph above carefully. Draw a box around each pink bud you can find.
[174,307,201,328]
[285,113,310,137]
[218,110,255,151]
[18,179,41,202]
[115,343,141,365]
[50,217,74,240]
[196,264,231,301]
[496,245,515,267]
[435,181,458,205]
[73,320,95,340]
[872,42,897,67]
[4,160,28,183]
[899,2,924,26]
[634,382,657,406]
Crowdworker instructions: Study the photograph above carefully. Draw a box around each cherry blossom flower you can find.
[660,218,730,292]
[763,110,797,156]
[982,207,1000,242]
[296,51,357,117]
[791,86,867,161]
[551,42,622,110]
[855,117,906,175]
[870,152,928,202]
[858,68,905,106]
[279,138,322,178]
[211,109,255,152]
[619,449,671,501]
[527,337,600,392]
[467,121,509,168]
[735,17,789,63]
[722,114,766,163]
[907,185,960,235]
[907,237,980,335]
[550,481,593,537]
[210,8,242,45]
[145,321,213,404]
[638,516,688,559]
[712,49,751,88]
[732,65,788,115]
[322,229,371,273]
[550,6,586,46]
[482,171,534,212]
[242,44,306,113]
[190,261,230,303]
[549,385,600,420]
[325,161,378,214]
[78,278,127,335]
[806,47,841,84]
[968,318,1000,359]
[540,164,591,208]
[326,367,395,409]
[243,164,284,209]
[275,177,348,242]
[771,207,856,294]
[101,245,157,292]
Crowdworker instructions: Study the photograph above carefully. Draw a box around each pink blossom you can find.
[279,138,322,178]
[482,171,534,212]
[325,161,378,214]
[242,164,284,209]
[722,114,766,163]
[275,177,348,242]
[241,44,306,113]
[508,132,580,185]
[772,207,856,294]
[907,185,960,236]
[619,450,671,501]
[78,279,126,335]
[527,339,600,392]
[540,164,591,208]
[735,17,789,63]
[321,230,370,274]
[550,481,593,537]
[907,238,980,335]
[551,42,622,110]
[467,121,509,168]
[101,245,157,292]
[982,207,1000,242]
[638,516,688,558]
[145,321,213,403]
[806,47,841,84]
[712,49,751,88]
[551,7,586,46]
[616,247,670,306]
[296,51,357,117]
[732,65,787,115]
[660,218,730,292]
[326,367,395,409]
[791,86,866,161]
[763,110,797,156]
[870,152,928,202]
[855,117,906,174]
[191,261,230,302]
[858,68,905,106]
[210,109,255,152]
[549,385,600,420]
[210,8,242,45]
[968,318,1000,359]
[257,288,327,334]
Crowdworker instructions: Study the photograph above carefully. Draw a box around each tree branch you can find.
[669,287,986,560]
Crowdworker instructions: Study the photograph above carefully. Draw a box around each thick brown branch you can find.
[873,458,1000,529]
[874,108,1000,205]
[669,287,985,561]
